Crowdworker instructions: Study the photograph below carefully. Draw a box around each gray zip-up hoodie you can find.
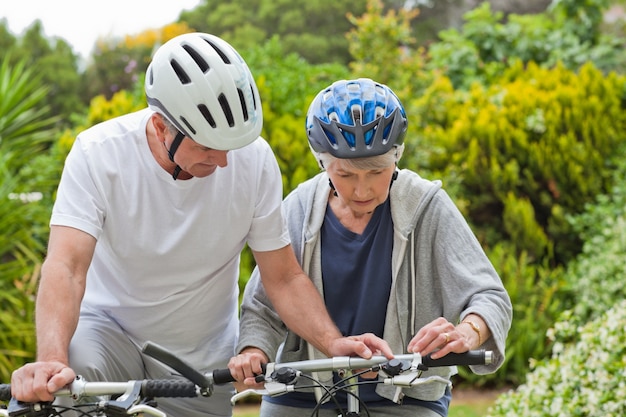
[238,169,512,402]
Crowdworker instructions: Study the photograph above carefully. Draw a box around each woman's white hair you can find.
[313,144,405,171]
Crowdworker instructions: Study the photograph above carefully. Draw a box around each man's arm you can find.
[252,245,392,359]
[11,225,95,402]
[37,226,94,361]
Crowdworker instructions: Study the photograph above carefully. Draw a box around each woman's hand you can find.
[407,317,481,359]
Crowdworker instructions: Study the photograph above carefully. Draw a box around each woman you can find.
[232,78,512,417]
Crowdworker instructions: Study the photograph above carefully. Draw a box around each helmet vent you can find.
[183,45,210,73]
[204,38,231,64]
[351,105,362,123]
[237,89,249,121]
[218,94,235,127]
[250,83,258,110]
[198,104,217,128]
[180,116,197,135]
[170,59,191,84]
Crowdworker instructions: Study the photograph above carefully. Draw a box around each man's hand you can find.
[327,333,394,360]
[11,361,76,402]
[228,347,269,389]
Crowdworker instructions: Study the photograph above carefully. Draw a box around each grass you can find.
[449,403,492,417]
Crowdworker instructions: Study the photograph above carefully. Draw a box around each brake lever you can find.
[230,380,297,405]
[230,388,269,404]
[127,404,167,417]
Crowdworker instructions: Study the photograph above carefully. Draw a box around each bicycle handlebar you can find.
[0,345,492,417]
[0,349,491,401]
[141,341,491,385]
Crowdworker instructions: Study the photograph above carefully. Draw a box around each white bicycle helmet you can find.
[145,32,262,151]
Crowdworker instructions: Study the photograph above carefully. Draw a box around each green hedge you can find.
[400,61,626,386]
[488,299,626,416]
[409,61,626,265]
[487,156,626,415]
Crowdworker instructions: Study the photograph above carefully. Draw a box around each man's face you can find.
[166,133,229,178]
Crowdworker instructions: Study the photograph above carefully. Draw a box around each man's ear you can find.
[151,114,168,140]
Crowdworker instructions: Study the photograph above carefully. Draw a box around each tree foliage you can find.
[0,57,60,380]
[346,0,428,97]
[82,22,193,101]
[0,20,83,128]
[427,1,626,89]
[179,0,368,65]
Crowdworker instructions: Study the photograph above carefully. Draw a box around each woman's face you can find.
[326,160,396,215]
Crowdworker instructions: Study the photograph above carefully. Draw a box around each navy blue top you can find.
[265,198,450,416]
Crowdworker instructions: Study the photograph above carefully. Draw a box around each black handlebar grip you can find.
[422,350,491,367]
[211,368,236,384]
[141,379,197,398]
[211,362,269,385]
[0,383,10,401]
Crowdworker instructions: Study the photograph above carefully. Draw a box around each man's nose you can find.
[214,150,229,167]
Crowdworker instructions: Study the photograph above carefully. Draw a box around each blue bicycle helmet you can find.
[306,78,407,159]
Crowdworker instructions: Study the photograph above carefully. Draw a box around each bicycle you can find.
[0,341,492,417]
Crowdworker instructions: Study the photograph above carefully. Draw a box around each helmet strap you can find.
[328,179,338,197]
[167,131,185,180]
[389,169,399,190]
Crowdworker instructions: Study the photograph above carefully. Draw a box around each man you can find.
[10,34,391,417]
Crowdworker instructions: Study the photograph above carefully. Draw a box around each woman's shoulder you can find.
[394,169,442,197]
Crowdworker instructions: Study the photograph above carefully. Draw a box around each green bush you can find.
[556,155,626,335]
[456,242,569,387]
[0,56,59,380]
[487,156,626,416]
[427,1,626,89]
[488,299,626,417]
[410,61,626,265]
[401,61,626,386]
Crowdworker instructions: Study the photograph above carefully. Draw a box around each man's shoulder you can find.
[78,108,150,144]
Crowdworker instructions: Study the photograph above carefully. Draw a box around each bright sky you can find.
[2,0,201,58]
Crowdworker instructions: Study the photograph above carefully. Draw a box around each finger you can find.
[366,335,393,359]
[48,366,75,392]
[353,340,373,359]
[355,333,393,359]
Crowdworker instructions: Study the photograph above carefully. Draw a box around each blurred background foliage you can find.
[1,0,625,409]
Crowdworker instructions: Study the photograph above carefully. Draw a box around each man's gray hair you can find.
[159,113,180,136]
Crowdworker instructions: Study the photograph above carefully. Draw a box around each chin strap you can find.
[328,179,338,197]
[166,131,186,180]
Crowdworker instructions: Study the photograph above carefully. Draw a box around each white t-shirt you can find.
[51,108,289,370]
